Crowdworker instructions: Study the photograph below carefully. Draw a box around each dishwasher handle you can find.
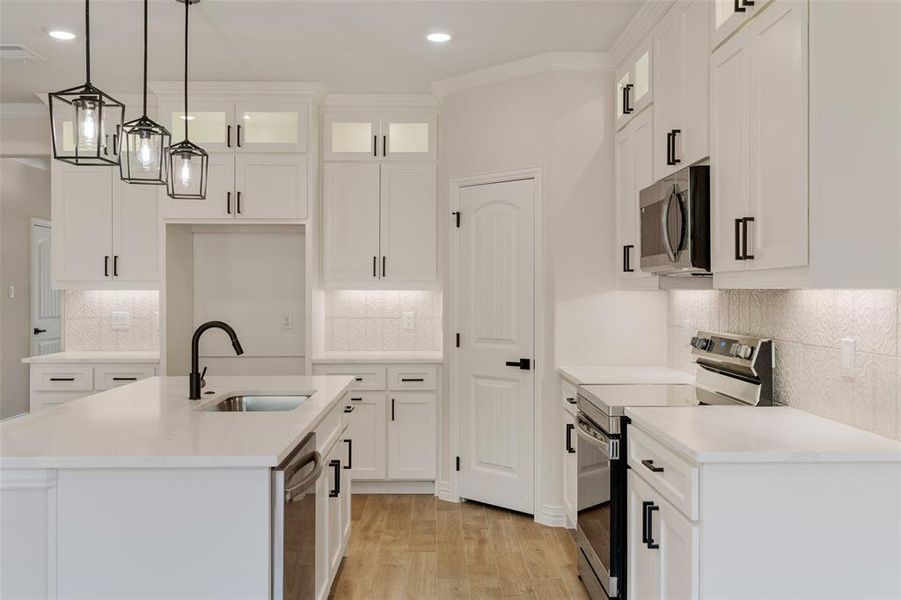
[284,450,322,502]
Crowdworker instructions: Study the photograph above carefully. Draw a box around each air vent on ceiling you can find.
[0,44,46,62]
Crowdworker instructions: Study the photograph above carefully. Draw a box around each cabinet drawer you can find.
[562,379,578,416]
[31,366,93,392]
[94,365,157,391]
[30,391,90,412]
[312,365,386,391]
[386,365,437,390]
[317,400,349,455]
[628,425,699,520]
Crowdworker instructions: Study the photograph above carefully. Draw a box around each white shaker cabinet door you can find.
[235,153,308,219]
[52,165,113,284]
[321,162,381,282]
[162,153,234,219]
[387,392,436,480]
[235,102,308,153]
[379,163,437,283]
[113,181,159,283]
[344,393,387,480]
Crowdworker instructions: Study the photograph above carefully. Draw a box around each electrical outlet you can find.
[280,313,294,330]
[402,311,415,331]
[111,311,130,330]
[840,338,855,378]
[7,285,14,299]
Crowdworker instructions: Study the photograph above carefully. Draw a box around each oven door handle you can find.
[575,417,618,460]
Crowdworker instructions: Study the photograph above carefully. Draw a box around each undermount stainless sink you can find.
[203,395,309,412]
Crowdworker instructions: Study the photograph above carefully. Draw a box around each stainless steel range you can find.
[574,331,773,599]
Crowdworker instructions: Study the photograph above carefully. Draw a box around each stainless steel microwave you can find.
[639,164,711,276]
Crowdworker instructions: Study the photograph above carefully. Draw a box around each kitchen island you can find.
[0,375,354,599]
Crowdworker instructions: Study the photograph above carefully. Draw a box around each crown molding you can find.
[430,52,613,99]
[1,102,47,117]
[609,0,677,67]
[148,81,323,98]
[322,94,440,110]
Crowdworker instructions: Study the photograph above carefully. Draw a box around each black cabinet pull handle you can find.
[343,439,352,470]
[623,83,634,114]
[112,377,137,382]
[666,131,673,165]
[505,358,531,370]
[237,124,242,147]
[734,218,744,261]
[227,191,232,214]
[350,397,362,402]
[104,256,110,277]
[236,191,242,214]
[373,135,377,157]
[50,377,75,382]
[742,217,755,260]
[647,504,660,549]
[382,256,386,278]
[641,459,664,473]
[671,129,681,164]
[354,377,363,382]
[373,256,378,278]
[113,255,119,277]
[391,398,396,421]
[565,423,575,454]
[34,328,47,335]
[401,378,424,383]
[734,0,746,12]
[382,135,387,157]
[227,124,232,148]
[642,500,652,545]
[344,405,355,413]
[742,0,755,5]
[329,459,340,497]
[623,244,635,272]
[566,397,576,405]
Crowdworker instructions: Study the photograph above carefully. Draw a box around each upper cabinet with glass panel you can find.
[323,112,437,162]
[615,41,653,132]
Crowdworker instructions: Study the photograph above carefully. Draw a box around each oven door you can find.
[575,413,622,598]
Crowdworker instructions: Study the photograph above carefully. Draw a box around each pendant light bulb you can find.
[75,98,98,152]
[178,154,192,187]
[137,130,154,171]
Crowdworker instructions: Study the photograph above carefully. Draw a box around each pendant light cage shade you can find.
[120,117,171,184]
[166,140,208,199]
[49,84,124,166]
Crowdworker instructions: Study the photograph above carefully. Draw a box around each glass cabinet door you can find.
[165,100,233,152]
[235,102,308,153]
[323,113,381,161]
[383,115,437,162]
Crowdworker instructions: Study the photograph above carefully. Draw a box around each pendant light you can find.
[166,0,208,200]
[48,0,125,166]
[120,0,171,185]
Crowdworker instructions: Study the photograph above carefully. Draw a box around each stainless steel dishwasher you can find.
[272,432,322,599]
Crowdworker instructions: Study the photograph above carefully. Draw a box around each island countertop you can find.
[0,375,353,469]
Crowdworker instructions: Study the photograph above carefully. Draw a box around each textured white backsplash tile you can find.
[324,290,441,352]
[668,290,901,440]
[64,291,160,352]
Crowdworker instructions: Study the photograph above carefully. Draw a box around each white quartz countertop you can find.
[0,375,353,469]
[626,406,901,463]
[558,366,694,386]
[22,351,160,364]
[313,352,443,364]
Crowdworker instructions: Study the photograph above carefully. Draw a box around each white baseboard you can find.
[351,480,436,494]
[535,503,566,528]
[435,479,460,503]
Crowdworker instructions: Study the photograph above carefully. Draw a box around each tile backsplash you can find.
[324,290,442,352]
[668,290,900,441]
[64,290,160,352]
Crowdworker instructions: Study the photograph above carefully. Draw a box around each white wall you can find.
[438,70,667,518]
[0,159,51,419]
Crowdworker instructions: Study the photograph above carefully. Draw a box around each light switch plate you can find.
[840,338,855,378]
[111,311,130,330]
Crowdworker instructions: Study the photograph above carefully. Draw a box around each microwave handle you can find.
[661,188,677,262]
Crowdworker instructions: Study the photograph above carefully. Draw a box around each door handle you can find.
[33,328,47,335]
[237,124,242,148]
[647,504,660,549]
[734,0,747,12]
[382,256,386,278]
[328,459,341,497]
[382,135,387,157]
[372,256,378,278]
[227,191,231,214]
[734,218,745,261]
[666,131,673,165]
[236,191,242,214]
[343,439,352,470]
[104,255,110,277]
[742,217,755,260]
[566,397,576,405]
[623,244,635,273]
[505,358,531,370]
[670,129,681,165]
[227,124,232,148]
[112,377,138,382]
[373,135,378,157]
[642,500,652,545]
[623,83,634,114]
[401,378,424,383]
[565,423,575,454]
[113,255,119,277]
[343,405,355,413]
[641,459,664,473]
[391,398,395,421]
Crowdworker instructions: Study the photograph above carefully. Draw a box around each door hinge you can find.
[452,211,460,228]
[455,333,460,348]
[455,456,460,471]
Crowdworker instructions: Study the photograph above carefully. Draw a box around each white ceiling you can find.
[0,0,641,104]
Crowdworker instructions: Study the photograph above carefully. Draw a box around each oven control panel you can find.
[691,334,755,361]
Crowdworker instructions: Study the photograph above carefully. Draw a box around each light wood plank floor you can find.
[329,494,590,600]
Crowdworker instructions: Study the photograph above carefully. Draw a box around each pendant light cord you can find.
[183,0,189,140]
[142,0,148,116]
[84,0,91,85]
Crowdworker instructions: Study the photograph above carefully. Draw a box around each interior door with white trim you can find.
[30,221,61,355]
[457,178,535,514]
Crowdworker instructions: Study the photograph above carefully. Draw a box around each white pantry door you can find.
[30,221,61,355]
[457,178,535,514]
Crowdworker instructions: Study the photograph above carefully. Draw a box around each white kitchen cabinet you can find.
[387,392,437,480]
[321,163,437,286]
[323,112,437,162]
[325,439,344,582]
[615,41,653,131]
[234,153,308,219]
[51,163,160,289]
[562,408,577,529]
[614,107,658,289]
[27,360,159,412]
[344,392,387,480]
[711,0,807,275]
[653,0,710,180]
[163,152,234,219]
[711,0,775,50]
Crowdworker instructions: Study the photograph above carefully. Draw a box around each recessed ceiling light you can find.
[427,32,451,43]
[48,30,77,41]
